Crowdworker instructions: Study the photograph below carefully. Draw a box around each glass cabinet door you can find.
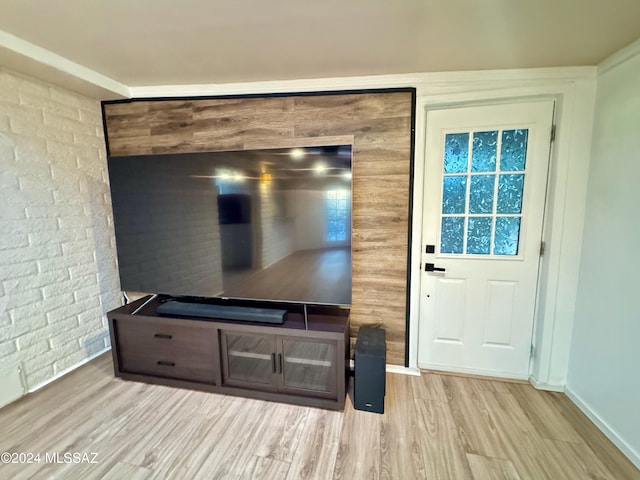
[279,338,337,397]
[221,331,276,389]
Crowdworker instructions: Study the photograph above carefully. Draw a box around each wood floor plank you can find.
[379,374,428,479]
[488,380,512,393]
[476,390,563,479]
[253,403,309,463]
[0,356,115,449]
[238,456,291,480]
[466,453,521,480]
[507,383,584,443]
[414,399,473,479]
[0,381,158,480]
[411,372,448,402]
[0,354,637,480]
[541,438,616,480]
[45,384,198,480]
[476,390,538,437]
[101,462,153,480]
[148,394,250,479]
[442,375,509,459]
[476,388,622,480]
[181,398,273,479]
[549,392,640,480]
[285,408,342,480]
[123,391,231,469]
[332,392,381,480]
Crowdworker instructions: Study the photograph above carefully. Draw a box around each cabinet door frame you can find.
[220,330,278,392]
[275,336,338,399]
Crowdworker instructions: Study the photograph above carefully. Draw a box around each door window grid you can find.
[440,129,528,256]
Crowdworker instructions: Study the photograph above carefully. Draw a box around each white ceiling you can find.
[1,0,640,93]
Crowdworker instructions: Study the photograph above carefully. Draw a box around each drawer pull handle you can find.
[154,333,173,340]
[157,361,175,367]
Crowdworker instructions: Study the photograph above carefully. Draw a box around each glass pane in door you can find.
[224,333,274,385]
[471,131,498,172]
[440,217,465,254]
[439,128,528,256]
[444,133,469,173]
[442,176,467,214]
[494,217,522,255]
[500,129,528,171]
[281,339,334,393]
[497,174,525,214]
[469,175,495,214]
[467,217,492,254]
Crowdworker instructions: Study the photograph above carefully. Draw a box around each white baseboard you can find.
[0,363,26,408]
[565,386,640,470]
[27,347,111,393]
[348,360,421,377]
[386,364,421,376]
[528,375,565,392]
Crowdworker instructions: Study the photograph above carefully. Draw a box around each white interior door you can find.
[418,101,554,379]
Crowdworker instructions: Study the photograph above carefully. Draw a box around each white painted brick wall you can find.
[0,67,121,392]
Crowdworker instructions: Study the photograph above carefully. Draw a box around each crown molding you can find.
[128,73,424,98]
[0,29,129,99]
[128,67,596,99]
[598,37,640,75]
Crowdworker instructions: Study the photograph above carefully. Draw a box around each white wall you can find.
[0,68,121,395]
[566,50,640,467]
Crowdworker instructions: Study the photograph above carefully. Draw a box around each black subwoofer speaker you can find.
[354,326,386,414]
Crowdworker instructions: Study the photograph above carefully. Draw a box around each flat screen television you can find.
[107,145,352,306]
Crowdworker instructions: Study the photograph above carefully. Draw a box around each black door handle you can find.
[425,263,446,272]
[271,353,276,373]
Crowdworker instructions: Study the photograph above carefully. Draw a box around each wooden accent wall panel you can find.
[103,91,414,365]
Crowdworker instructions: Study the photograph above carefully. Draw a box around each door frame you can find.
[416,99,556,379]
[407,79,597,390]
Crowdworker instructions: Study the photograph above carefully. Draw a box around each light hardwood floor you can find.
[0,354,637,479]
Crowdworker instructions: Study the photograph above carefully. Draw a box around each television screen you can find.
[107,145,352,305]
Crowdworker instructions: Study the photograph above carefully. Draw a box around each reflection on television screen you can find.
[108,145,352,305]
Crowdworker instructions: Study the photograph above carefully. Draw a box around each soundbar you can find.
[156,300,287,324]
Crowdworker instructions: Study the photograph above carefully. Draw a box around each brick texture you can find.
[0,68,121,391]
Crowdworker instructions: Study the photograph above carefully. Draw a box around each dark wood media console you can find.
[107,296,350,410]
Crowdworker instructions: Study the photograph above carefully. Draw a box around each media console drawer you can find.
[114,318,217,384]
[116,318,215,356]
[118,349,216,384]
